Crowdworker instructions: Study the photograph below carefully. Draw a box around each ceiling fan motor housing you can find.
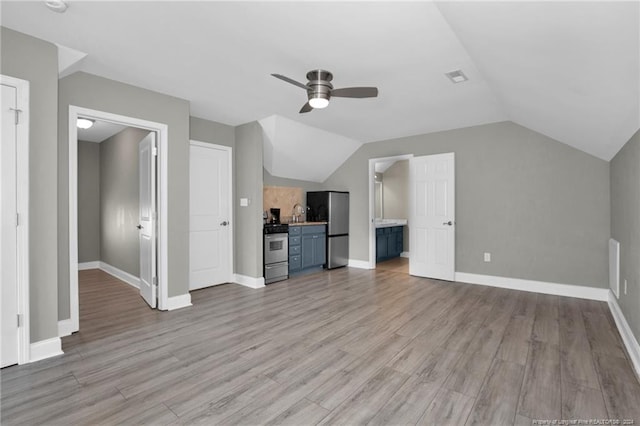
[306,69,333,102]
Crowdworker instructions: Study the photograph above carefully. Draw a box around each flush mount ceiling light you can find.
[45,0,68,13]
[77,118,94,129]
[445,70,468,84]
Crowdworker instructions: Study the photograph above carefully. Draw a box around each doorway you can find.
[368,154,413,272]
[67,106,169,335]
[1,75,29,367]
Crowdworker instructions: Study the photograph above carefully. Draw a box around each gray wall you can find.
[100,128,149,277]
[1,27,59,342]
[610,129,640,342]
[78,141,100,263]
[59,71,191,320]
[382,160,409,252]
[190,116,235,148]
[324,121,610,288]
[235,122,264,278]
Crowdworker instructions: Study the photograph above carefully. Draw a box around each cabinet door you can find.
[396,227,404,255]
[301,235,315,269]
[314,234,326,266]
[376,233,388,261]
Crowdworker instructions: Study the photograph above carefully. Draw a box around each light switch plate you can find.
[240,198,249,207]
[484,252,491,262]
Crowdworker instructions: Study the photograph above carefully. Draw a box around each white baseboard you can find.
[165,293,192,311]
[58,319,75,337]
[400,252,410,258]
[608,291,640,379]
[233,274,265,289]
[348,259,374,269]
[99,262,140,289]
[30,337,63,363]
[454,272,609,301]
[78,261,100,270]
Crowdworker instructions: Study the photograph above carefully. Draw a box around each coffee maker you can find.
[269,208,281,224]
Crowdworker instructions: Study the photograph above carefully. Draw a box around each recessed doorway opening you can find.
[67,106,169,336]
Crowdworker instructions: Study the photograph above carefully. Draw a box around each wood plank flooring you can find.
[2,267,640,425]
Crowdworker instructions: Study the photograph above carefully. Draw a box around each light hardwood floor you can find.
[2,267,639,425]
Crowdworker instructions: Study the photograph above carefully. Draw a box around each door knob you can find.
[220,221,228,226]
[137,224,143,229]
[443,221,453,226]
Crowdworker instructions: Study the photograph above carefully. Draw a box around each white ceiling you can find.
[2,1,638,166]
[77,119,127,143]
[260,115,361,182]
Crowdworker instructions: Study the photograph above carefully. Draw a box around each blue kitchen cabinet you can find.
[290,225,326,275]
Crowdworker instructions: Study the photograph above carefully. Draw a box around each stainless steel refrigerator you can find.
[306,191,349,269]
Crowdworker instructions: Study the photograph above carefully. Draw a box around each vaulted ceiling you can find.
[2,1,638,181]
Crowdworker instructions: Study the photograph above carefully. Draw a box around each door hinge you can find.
[16,213,19,227]
[152,146,158,156]
[9,107,22,125]
[17,314,22,327]
[153,276,158,286]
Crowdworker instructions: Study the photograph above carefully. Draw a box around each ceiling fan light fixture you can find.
[309,97,329,109]
[77,118,95,129]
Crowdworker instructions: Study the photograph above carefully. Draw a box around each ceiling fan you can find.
[271,69,378,113]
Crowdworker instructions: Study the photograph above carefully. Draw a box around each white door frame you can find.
[189,140,234,286]
[1,75,30,364]
[68,106,169,333]
[368,154,413,269]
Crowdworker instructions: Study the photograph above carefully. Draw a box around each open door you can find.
[138,132,157,308]
[1,82,19,367]
[409,153,455,281]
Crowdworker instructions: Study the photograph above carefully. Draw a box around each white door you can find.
[1,83,19,367]
[409,153,455,280]
[189,143,232,290]
[138,133,157,308]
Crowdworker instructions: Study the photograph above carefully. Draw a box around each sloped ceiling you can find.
[1,1,637,180]
[436,1,640,160]
[260,115,361,183]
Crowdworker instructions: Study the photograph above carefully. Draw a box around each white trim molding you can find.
[78,261,100,271]
[348,259,374,270]
[166,294,192,311]
[454,272,609,301]
[233,274,266,289]
[608,291,640,378]
[69,105,170,329]
[400,252,410,258]
[1,74,31,365]
[99,262,140,289]
[58,319,75,337]
[30,338,63,363]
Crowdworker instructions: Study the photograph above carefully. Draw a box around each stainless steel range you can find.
[264,223,289,284]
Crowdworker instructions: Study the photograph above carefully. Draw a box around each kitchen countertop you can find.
[287,221,327,226]
[375,219,408,228]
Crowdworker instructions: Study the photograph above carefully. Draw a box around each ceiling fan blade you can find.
[271,74,309,90]
[331,87,378,98]
[299,102,313,113]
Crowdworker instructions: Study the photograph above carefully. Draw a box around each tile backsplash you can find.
[263,185,303,222]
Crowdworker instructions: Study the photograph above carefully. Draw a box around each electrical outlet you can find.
[484,252,491,262]
[624,279,628,295]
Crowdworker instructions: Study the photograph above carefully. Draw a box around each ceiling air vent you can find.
[445,70,468,84]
